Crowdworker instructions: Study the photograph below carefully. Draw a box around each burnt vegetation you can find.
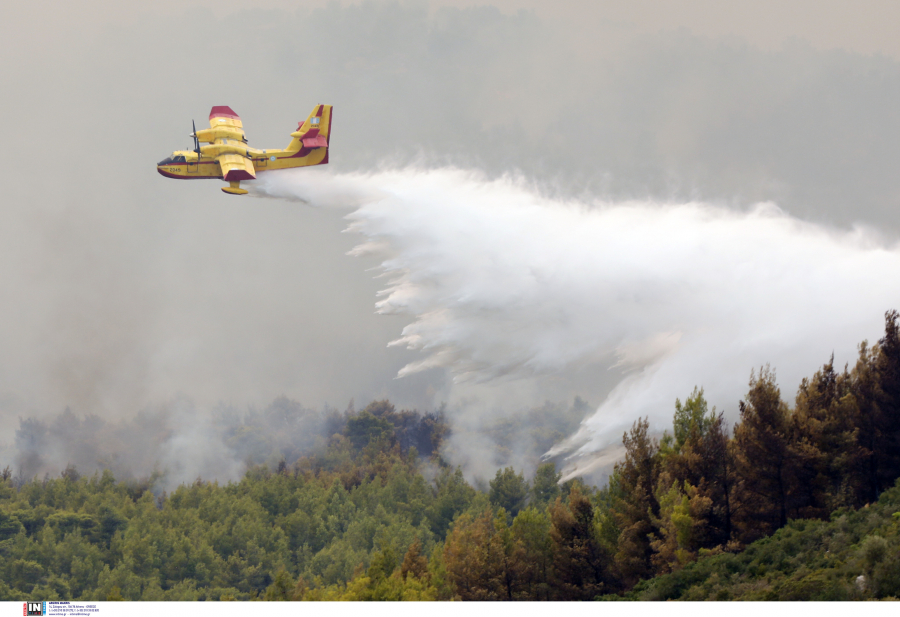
[2,313,900,600]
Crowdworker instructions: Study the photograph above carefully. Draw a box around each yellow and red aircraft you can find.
[157,105,333,195]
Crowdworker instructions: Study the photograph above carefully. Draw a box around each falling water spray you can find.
[253,167,900,473]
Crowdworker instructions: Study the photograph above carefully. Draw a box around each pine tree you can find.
[550,485,608,599]
[530,462,561,508]
[698,413,736,546]
[792,356,866,511]
[510,507,553,600]
[672,387,715,451]
[400,538,429,581]
[846,311,900,503]
[612,417,659,586]
[731,366,817,542]
[442,510,505,600]
[488,467,529,518]
[649,478,710,573]
[661,389,735,549]
[874,310,900,493]
[851,339,881,502]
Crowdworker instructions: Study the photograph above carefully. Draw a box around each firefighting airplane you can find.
[157,104,332,195]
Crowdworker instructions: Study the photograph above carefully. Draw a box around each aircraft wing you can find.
[217,154,256,182]
[209,105,245,137]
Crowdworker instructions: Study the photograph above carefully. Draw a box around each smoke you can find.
[7,396,334,491]
[6,2,900,485]
[253,167,900,469]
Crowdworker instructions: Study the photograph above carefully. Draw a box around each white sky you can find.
[8,1,900,57]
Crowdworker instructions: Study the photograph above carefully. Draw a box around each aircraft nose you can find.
[156,164,181,179]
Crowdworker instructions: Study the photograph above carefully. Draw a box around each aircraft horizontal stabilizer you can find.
[301,129,328,149]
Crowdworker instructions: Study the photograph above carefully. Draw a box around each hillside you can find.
[612,482,900,600]
[2,311,900,600]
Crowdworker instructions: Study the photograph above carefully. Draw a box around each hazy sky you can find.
[2,0,900,444]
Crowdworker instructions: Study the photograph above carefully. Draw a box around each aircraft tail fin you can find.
[286,105,332,154]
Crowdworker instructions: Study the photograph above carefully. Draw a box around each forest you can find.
[2,312,900,600]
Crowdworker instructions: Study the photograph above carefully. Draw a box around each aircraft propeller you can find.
[191,120,201,158]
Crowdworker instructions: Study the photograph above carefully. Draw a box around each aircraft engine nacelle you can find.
[200,143,252,158]
[194,127,245,144]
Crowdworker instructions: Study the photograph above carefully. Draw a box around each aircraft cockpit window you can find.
[157,157,174,165]
[173,155,186,163]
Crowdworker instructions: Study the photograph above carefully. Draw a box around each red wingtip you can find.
[209,106,240,120]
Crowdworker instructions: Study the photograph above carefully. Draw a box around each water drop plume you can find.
[253,167,900,464]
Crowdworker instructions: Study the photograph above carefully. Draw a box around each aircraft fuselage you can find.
[156,144,328,180]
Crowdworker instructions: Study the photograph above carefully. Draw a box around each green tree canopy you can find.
[488,467,529,518]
